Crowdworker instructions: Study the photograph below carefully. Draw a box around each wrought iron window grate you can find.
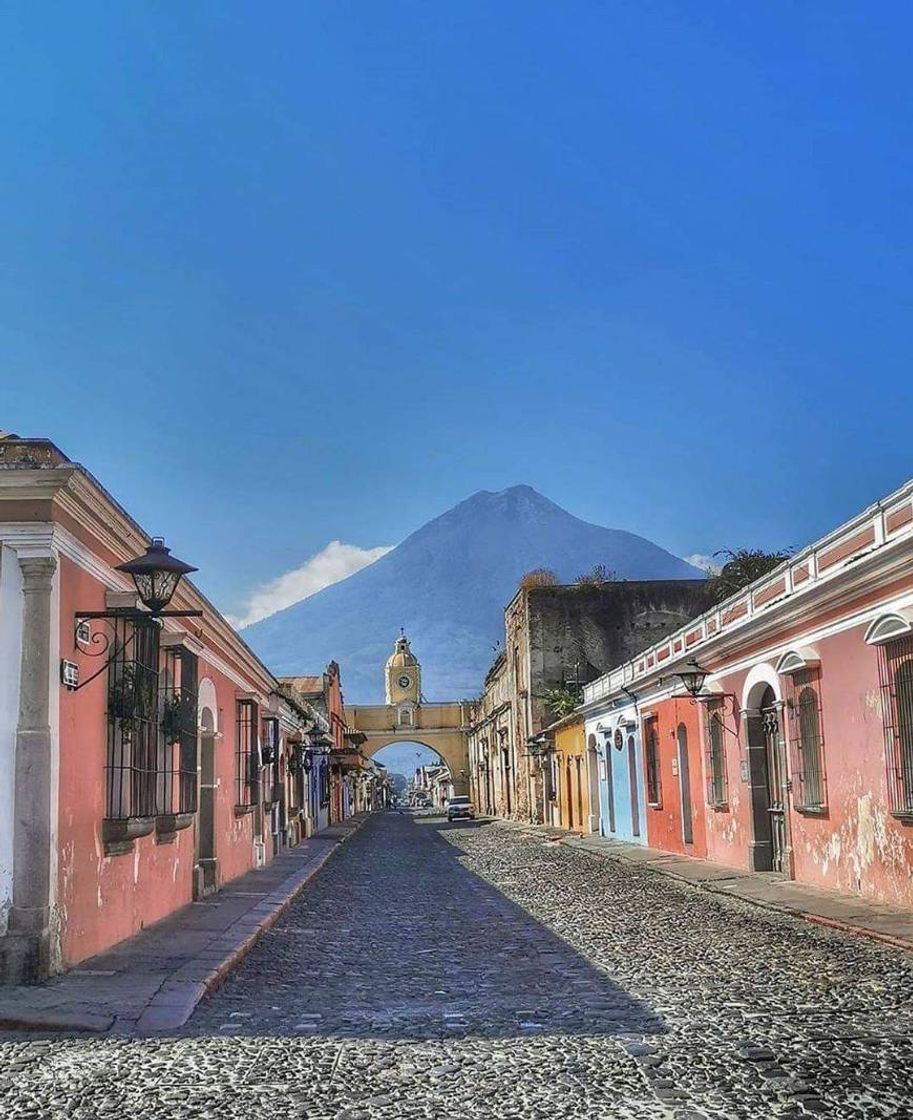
[159,646,199,816]
[877,636,913,818]
[645,718,662,806]
[704,702,728,809]
[786,668,827,811]
[263,716,281,803]
[236,699,260,807]
[106,616,160,820]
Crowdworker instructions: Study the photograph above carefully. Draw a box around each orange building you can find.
[546,713,589,832]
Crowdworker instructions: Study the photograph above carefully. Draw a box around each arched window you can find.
[705,704,728,808]
[876,635,913,817]
[794,684,826,810]
[895,662,913,813]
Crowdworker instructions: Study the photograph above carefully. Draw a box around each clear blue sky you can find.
[2,2,911,617]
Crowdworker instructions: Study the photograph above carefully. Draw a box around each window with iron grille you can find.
[263,717,281,803]
[106,615,161,820]
[704,702,728,808]
[877,636,913,818]
[645,718,662,806]
[785,668,826,811]
[236,699,260,808]
[158,646,199,817]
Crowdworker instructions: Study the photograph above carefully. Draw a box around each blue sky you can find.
[2,2,911,621]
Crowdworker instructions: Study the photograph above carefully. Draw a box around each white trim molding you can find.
[864,609,913,646]
[741,662,782,711]
[775,647,821,675]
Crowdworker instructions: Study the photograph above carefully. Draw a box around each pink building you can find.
[582,477,913,908]
[0,436,329,982]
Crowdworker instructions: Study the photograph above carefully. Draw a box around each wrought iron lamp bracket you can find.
[67,608,203,693]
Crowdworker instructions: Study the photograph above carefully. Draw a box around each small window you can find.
[705,702,728,808]
[644,718,661,806]
[398,706,414,727]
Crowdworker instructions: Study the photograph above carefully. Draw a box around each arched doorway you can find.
[195,697,218,899]
[627,735,641,839]
[743,674,790,875]
[586,734,601,834]
[603,735,616,836]
[677,723,694,846]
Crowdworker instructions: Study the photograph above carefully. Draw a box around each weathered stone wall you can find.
[525,581,711,735]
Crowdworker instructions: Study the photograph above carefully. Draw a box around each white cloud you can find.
[229,540,393,629]
[684,553,721,575]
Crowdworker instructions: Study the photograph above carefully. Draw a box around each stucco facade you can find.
[547,714,588,832]
[474,579,710,825]
[582,476,913,909]
[0,437,338,982]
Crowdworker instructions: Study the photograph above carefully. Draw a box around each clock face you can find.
[397,674,412,689]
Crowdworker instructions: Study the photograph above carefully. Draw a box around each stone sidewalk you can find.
[0,814,368,1035]
[501,821,913,952]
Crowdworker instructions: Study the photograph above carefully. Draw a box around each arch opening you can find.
[371,741,454,809]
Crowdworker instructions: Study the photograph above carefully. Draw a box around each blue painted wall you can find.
[590,714,648,845]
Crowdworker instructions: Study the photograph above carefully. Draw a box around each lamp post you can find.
[115,538,198,615]
[675,659,710,701]
[66,537,202,692]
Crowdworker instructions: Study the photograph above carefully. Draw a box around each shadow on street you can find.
[183,812,665,1040]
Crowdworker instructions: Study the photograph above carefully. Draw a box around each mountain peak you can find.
[245,486,704,701]
[452,483,564,518]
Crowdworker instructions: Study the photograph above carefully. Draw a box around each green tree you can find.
[706,548,793,603]
[543,685,581,718]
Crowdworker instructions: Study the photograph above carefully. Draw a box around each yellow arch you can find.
[345,701,471,794]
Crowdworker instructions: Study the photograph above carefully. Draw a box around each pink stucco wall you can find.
[699,623,913,908]
[55,556,259,967]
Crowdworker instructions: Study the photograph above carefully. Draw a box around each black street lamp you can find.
[115,537,197,615]
[65,537,202,693]
[675,659,710,700]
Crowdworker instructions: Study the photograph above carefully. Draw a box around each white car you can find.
[447,796,475,821]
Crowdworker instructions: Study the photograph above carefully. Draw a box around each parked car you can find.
[446,795,475,821]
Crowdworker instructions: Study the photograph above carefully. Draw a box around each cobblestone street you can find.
[3,813,913,1119]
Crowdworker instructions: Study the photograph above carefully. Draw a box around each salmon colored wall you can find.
[643,697,707,857]
[699,667,759,872]
[789,626,913,907]
[56,557,257,967]
[701,626,913,906]
[57,558,193,965]
[195,659,255,887]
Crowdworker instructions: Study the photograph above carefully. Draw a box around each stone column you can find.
[1,554,57,984]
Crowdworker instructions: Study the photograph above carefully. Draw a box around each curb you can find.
[0,1008,116,1033]
[134,813,371,1032]
[519,824,913,958]
[801,913,913,955]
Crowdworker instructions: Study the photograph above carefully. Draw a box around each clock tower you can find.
[385,632,421,706]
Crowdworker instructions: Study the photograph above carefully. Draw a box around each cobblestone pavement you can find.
[3,814,913,1119]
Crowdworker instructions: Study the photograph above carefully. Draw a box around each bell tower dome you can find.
[385,631,421,706]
